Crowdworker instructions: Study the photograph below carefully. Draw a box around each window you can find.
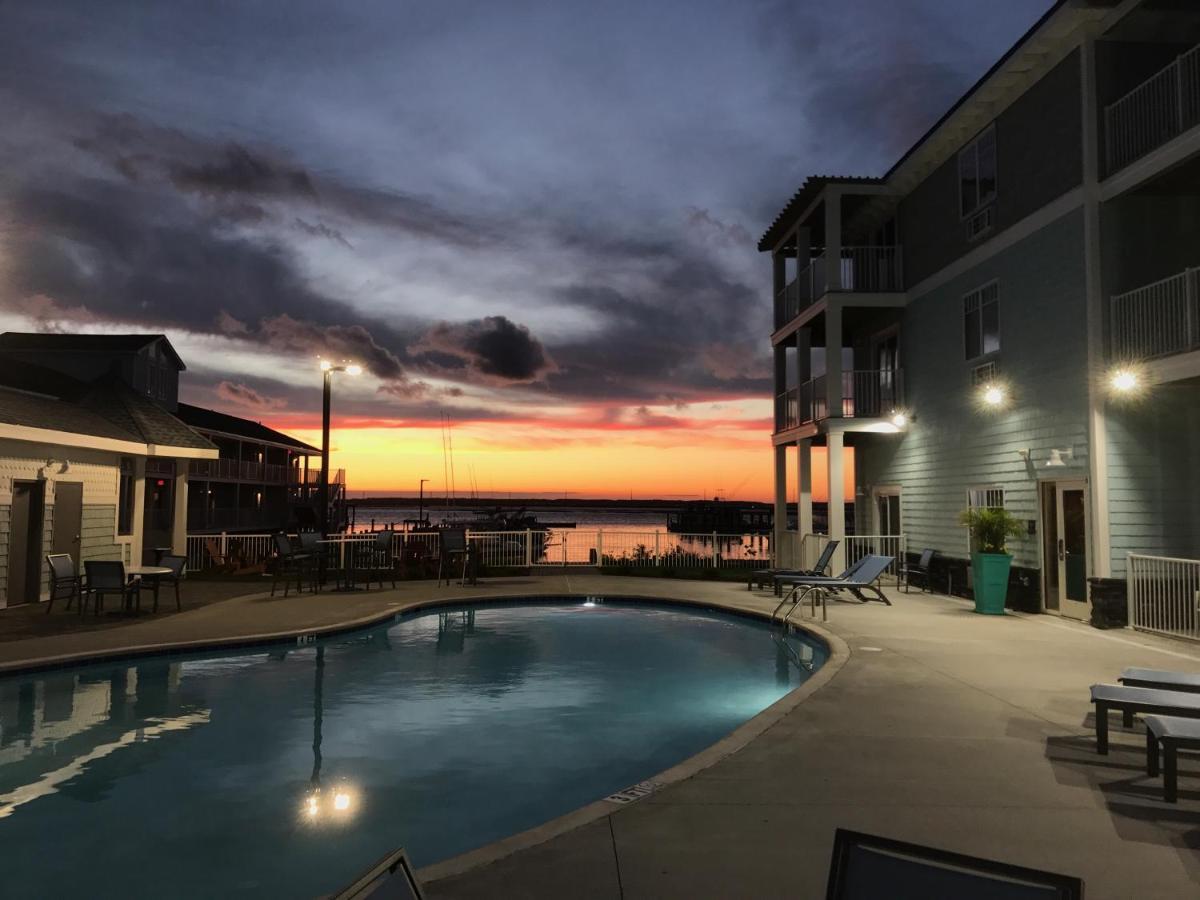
[118,457,135,535]
[959,126,997,219]
[967,487,1005,511]
[964,282,1000,361]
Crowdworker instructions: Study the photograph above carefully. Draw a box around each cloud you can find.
[169,143,315,199]
[258,314,406,380]
[215,380,287,410]
[411,316,557,385]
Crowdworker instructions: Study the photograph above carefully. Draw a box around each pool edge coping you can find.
[0,587,850,885]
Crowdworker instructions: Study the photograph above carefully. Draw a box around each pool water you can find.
[0,598,825,898]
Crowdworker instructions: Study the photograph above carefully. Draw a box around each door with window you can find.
[1041,480,1089,619]
[875,490,901,537]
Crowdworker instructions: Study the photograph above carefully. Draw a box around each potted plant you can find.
[958,507,1024,615]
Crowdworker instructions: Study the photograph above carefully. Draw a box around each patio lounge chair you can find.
[1119,667,1200,693]
[773,554,895,624]
[1089,684,1200,754]
[1143,715,1200,803]
[747,540,839,592]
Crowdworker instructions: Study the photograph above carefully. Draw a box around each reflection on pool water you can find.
[0,598,825,898]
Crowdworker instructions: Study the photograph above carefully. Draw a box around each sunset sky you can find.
[0,0,1049,500]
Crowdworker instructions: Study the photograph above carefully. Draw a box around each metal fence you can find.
[798,533,906,584]
[185,530,774,572]
[1111,267,1200,361]
[1105,43,1200,174]
[1128,553,1200,642]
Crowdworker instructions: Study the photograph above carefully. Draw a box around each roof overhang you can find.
[0,423,219,459]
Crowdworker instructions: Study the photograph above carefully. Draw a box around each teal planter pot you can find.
[971,552,1012,615]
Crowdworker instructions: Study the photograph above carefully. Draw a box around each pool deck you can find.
[2,574,1199,898]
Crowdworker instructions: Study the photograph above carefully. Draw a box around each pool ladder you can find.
[770,583,829,626]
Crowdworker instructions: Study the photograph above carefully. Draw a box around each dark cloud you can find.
[215,380,287,410]
[411,316,557,385]
[259,314,406,381]
[170,143,315,198]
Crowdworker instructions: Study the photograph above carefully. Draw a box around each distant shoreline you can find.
[346,497,773,510]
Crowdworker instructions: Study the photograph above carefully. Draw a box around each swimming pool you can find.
[0,598,825,898]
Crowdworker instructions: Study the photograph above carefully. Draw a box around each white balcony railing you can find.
[775,246,903,327]
[1128,553,1200,642]
[776,388,800,430]
[800,533,907,585]
[1104,43,1200,174]
[1110,267,1200,361]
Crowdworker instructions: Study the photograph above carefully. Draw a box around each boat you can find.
[667,499,773,535]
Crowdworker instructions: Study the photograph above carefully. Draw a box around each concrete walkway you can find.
[2,575,1198,897]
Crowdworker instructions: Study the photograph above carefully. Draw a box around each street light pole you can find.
[317,360,362,538]
[418,478,429,525]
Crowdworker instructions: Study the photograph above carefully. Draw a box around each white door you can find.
[1056,480,1090,620]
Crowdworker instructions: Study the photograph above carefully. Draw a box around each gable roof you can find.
[0,332,186,370]
[176,403,320,454]
[757,175,884,252]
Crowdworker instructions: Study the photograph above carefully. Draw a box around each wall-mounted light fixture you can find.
[889,409,911,428]
[981,384,1006,407]
[1106,365,1146,399]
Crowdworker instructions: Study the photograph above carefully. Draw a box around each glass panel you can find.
[964,307,982,359]
[981,298,1000,355]
[1062,489,1087,603]
[977,129,997,204]
[959,145,979,217]
[888,497,901,536]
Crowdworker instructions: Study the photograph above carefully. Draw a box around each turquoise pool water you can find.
[0,598,825,898]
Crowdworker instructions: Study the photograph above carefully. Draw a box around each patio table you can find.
[124,565,172,612]
[316,538,373,593]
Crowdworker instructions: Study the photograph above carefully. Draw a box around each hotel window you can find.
[964,282,1000,361]
[118,457,135,535]
[959,126,997,219]
[967,487,1005,511]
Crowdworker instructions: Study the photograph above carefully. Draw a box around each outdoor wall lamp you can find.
[982,384,1005,407]
[1107,365,1144,397]
[889,410,911,428]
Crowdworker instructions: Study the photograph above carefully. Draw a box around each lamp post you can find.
[418,478,429,526]
[318,360,362,537]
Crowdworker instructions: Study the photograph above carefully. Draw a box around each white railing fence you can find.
[1105,43,1200,174]
[1111,267,1200,361]
[185,530,774,573]
[839,246,904,293]
[1128,553,1200,642]
[799,533,906,584]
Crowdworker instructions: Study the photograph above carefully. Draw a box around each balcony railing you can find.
[1111,267,1200,361]
[188,458,299,484]
[1105,43,1200,174]
[775,246,903,328]
[777,369,903,432]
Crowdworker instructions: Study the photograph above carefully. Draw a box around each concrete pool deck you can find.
[1,574,1198,898]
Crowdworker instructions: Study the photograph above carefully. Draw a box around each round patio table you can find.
[316,538,373,592]
[126,565,172,612]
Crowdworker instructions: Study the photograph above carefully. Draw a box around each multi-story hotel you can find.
[762,0,1200,626]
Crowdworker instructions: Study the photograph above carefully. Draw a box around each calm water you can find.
[0,600,824,899]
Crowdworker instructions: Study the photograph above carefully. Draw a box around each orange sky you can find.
[281,419,855,503]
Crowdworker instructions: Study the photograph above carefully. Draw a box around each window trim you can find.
[963,280,1000,363]
[958,125,997,221]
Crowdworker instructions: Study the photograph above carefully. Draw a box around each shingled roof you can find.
[0,332,185,370]
[757,175,883,252]
[176,403,320,454]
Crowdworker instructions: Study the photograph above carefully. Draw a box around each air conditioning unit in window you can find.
[971,361,999,386]
[965,207,995,241]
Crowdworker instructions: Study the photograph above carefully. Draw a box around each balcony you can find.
[1111,267,1200,362]
[774,246,904,328]
[188,458,300,484]
[1105,43,1200,175]
[774,369,904,432]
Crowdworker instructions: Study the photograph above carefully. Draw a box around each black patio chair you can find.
[354,530,398,590]
[83,560,138,615]
[900,548,936,593]
[437,529,475,586]
[271,532,314,597]
[147,554,187,612]
[45,553,82,614]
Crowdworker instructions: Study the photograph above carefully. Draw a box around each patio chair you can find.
[1089,683,1200,755]
[83,560,139,615]
[271,532,314,597]
[748,540,840,593]
[146,554,187,612]
[774,554,895,624]
[204,538,233,574]
[900,548,936,593]
[45,553,82,614]
[437,529,475,586]
[354,531,398,590]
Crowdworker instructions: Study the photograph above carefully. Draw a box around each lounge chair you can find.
[1143,715,1200,803]
[900,548,936,593]
[1119,667,1200,693]
[1089,684,1200,754]
[773,554,895,623]
[748,540,839,592]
